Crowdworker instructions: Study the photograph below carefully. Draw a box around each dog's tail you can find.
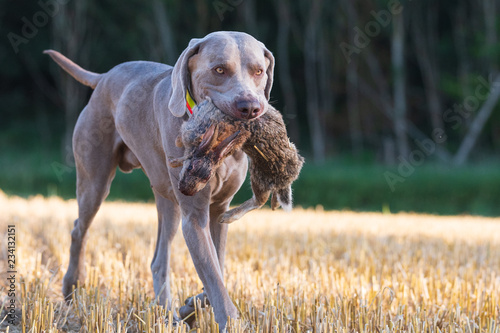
[43,50,102,89]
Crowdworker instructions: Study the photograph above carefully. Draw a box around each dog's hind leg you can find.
[150,193,181,312]
[62,105,119,301]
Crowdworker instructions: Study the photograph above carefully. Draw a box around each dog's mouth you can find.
[209,98,265,120]
[210,100,232,118]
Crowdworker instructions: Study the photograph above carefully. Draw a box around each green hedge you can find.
[1,150,499,216]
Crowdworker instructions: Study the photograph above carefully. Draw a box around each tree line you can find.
[2,0,499,165]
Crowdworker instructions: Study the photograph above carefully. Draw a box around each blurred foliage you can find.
[2,0,500,156]
[1,147,500,216]
[1,0,500,213]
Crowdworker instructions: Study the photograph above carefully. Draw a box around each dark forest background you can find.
[1,0,500,215]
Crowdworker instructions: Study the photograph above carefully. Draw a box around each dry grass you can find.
[0,191,499,332]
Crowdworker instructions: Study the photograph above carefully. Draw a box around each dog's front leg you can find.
[209,202,231,274]
[178,201,230,323]
[181,201,238,330]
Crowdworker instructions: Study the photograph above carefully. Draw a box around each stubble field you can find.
[0,191,499,332]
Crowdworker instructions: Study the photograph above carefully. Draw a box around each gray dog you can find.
[44,31,274,330]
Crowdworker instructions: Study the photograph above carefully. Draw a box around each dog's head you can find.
[169,31,274,120]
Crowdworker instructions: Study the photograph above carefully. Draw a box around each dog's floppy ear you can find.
[168,38,203,117]
[263,46,275,100]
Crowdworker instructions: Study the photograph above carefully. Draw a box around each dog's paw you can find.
[169,318,190,331]
[178,303,196,327]
[179,293,210,327]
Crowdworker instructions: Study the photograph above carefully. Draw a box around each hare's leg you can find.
[218,183,270,224]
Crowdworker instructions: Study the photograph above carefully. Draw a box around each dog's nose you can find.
[235,99,262,119]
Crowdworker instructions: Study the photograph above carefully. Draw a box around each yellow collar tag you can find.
[186,90,196,115]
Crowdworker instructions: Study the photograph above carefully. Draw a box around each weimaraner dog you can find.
[44,31,274,330]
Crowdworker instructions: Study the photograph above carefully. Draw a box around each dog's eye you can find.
[255,69,263,76]
[187,165,193,172]
[214,67,225,74]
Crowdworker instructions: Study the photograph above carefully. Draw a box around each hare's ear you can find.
[263,46,275,100]
[168,38,203,117]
